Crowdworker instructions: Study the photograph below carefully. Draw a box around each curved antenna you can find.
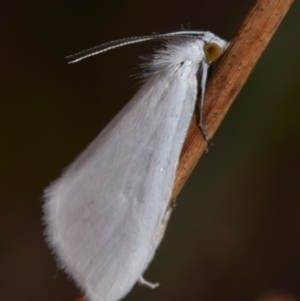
[66,31,207,63]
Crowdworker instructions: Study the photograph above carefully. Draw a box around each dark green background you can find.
[1,1,300,301]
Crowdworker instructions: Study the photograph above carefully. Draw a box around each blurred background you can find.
[1,0,300,301]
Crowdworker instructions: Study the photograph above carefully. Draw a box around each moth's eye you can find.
[203,42,222,62]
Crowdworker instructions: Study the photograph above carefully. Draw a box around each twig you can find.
[74,0,294,300]
[172,0,294,198]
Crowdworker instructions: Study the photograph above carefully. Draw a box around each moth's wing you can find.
[44,60,197,301]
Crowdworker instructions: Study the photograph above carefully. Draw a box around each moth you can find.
[44,31,228,301]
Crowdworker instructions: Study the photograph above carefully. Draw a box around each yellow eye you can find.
[203,42,222,62]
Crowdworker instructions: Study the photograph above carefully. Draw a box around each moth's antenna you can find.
[66,31,207,64]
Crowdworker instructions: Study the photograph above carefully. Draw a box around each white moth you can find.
[44,31,228,301]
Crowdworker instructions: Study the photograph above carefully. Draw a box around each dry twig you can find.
[172,0,294,198]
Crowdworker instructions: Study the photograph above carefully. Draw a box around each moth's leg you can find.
[170,198,177,208]
[198,61,212,149]
[138,276,159,289]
